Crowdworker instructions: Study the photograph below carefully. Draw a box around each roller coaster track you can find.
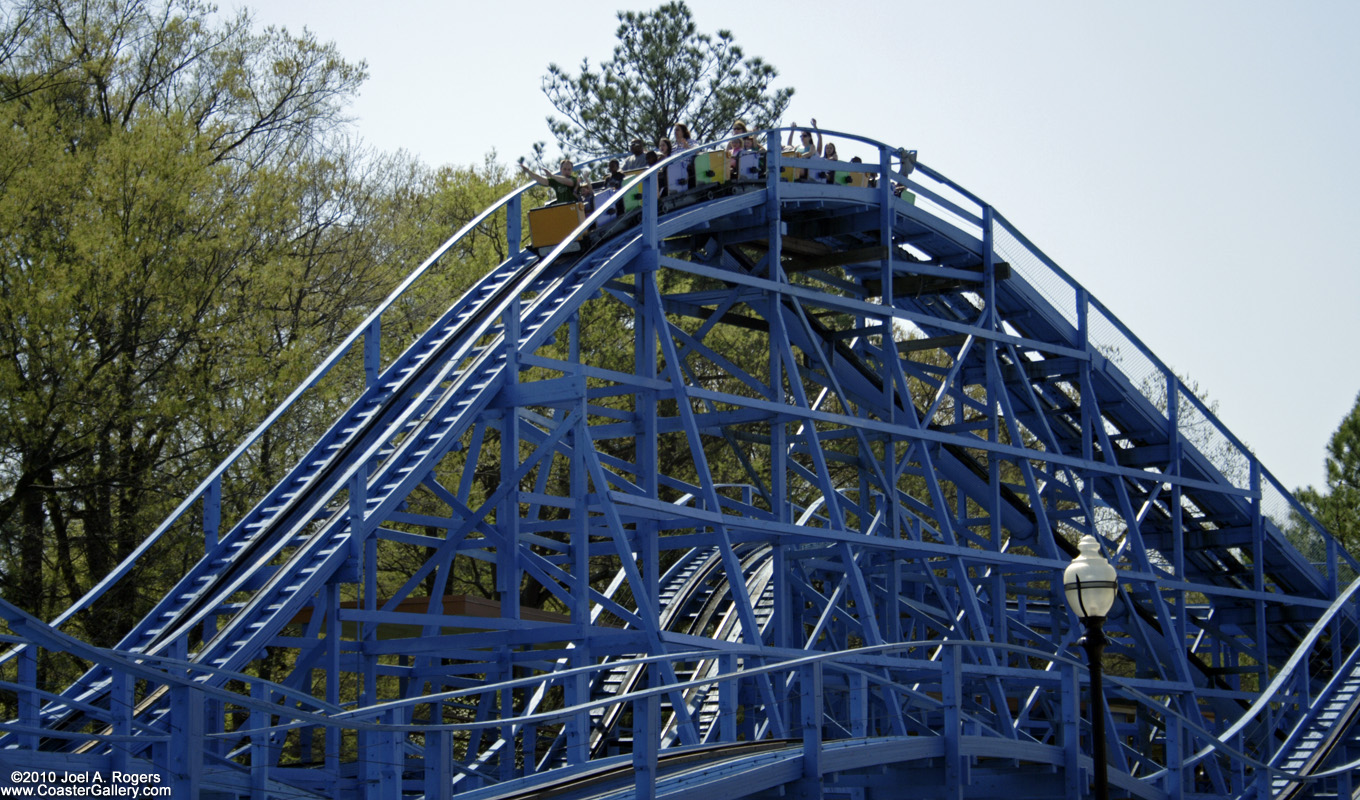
[4,128,1360,799]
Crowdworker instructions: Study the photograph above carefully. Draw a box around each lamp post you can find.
[1064,535,1118,800]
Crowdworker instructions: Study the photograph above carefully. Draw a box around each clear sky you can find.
[244,0,1360,496]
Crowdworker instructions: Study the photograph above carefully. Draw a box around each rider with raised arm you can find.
[520,159,580,204]
[787,118,822,158]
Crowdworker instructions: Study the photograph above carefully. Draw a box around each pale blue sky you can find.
[246,0,1360,495]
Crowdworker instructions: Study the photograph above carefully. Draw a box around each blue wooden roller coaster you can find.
[2,128,1359,799]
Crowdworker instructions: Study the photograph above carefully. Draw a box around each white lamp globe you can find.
[1064,535,1118,621]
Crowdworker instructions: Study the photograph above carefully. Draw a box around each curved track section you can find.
[4,129,1360,799]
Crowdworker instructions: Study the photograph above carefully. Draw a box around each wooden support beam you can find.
[783,244,889,274]
[863,261,1010,297]
[899,334,971,353]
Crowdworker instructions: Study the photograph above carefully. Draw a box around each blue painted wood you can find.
[3,127,1359,800]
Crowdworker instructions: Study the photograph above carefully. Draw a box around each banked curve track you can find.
[3,128,1360,800]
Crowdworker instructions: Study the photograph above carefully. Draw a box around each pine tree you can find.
[1298,392,1360,555]
[541,1,793,158]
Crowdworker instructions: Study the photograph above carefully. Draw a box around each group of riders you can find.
[519,119,915,212]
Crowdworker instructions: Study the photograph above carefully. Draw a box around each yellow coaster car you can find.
[834,170,868,188]
[780,149,807,182]
[693,150,728,185]
[528,202,585,250]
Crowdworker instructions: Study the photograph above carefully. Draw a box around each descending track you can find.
[4,128,1360,799]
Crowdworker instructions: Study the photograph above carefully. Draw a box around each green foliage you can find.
[0,0,514,669]
[541,1,793,158]
[0,0,364,651]
[1298,391,1360,555]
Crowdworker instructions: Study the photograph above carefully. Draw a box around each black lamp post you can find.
[1064,534,1118,800]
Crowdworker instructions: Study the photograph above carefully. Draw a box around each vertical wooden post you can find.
[800,662,824,781]
[18,647,37,752]
[169,684,203,798]
[364,317,381,388]
[633,690,659,800]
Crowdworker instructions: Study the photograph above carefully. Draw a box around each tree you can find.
[0,0,404,656]
[1297,392,1360,554]
[541,1,793,158]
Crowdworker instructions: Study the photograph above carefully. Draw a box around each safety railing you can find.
[8,585,1354,800]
